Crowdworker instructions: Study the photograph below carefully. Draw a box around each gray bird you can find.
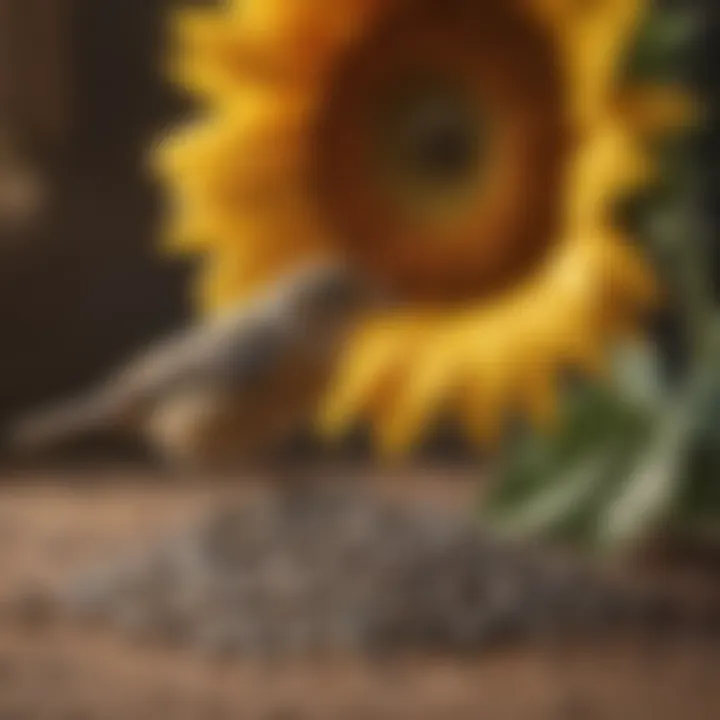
[7,261,379,467]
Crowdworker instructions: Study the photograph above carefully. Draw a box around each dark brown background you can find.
[0,0,192,435]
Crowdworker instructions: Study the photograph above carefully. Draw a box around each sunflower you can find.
[156,0,692,456]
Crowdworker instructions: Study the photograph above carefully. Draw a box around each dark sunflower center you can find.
[379,83,484,196]
[311,0,568,303]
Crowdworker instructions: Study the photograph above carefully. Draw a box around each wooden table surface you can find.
[0,467,717,719]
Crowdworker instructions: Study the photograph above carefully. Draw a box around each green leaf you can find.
[484,384,620,514]
[598,394,695,548]
[490,449,616,542]
[682,447,720,525]
[481,341,679,550]
[482,369,659,547]
[597,355,719,549]
[611,341,667,413]
[678,375,720,526]
[626,7,699,81]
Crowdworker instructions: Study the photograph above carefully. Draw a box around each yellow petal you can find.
[461,349,515,448]
[564,118,656,235]
[167,9,251,99]
[598,233,660,309]
[615,86,702,136]
[529,0,646,127]
[376,331,463,456]
[154,91,311,186]
[234,0,383,78]
[319,317,422,438]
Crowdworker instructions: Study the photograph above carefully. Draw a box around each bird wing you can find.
[108,305,286,406]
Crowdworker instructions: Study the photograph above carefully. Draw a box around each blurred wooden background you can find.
[0,0,192,436]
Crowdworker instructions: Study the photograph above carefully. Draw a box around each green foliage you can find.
[625,4,698,81]
[484,344,692,550]
[680,379,720,532]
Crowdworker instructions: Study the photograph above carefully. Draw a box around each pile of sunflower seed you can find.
[43,484,683,658]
